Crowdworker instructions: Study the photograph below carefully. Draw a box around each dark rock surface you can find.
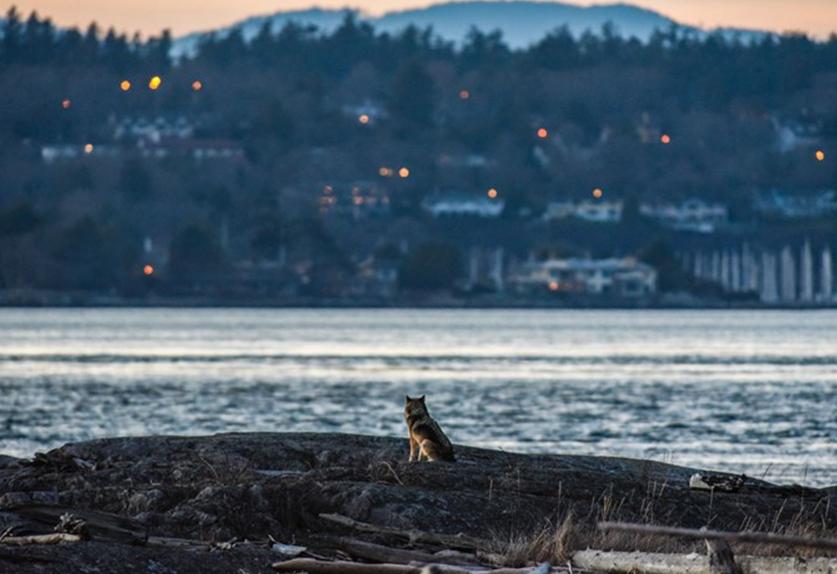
[1,433,834,573]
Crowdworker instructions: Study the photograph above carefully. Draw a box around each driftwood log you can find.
[598,521,837,551]
[319,513,488,551]
[572,550,837,574]
[273,559,562,573]
[0,533,83,546]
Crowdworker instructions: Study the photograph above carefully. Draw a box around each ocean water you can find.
[0,308,835,486]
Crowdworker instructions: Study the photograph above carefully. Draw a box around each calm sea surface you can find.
[0,308,835,486]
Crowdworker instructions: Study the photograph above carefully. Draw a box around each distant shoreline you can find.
[1,294,835,311]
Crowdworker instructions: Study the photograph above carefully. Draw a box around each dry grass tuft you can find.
[485,485,837,567]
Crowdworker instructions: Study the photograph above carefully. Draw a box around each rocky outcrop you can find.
[1,433,834,573]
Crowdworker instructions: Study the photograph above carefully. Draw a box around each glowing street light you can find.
[459,89,470,100]
[61,99,72,110]
[358,114,370,125]
[549,281,559,292]
[83,143,94,154]
[192,80,203,91]
[537,127,549,139]
[815,150,826,162]
[592,188,603,199]
[398,167,410,178]
[120,80,132,92]
[143,264,154,276]
[148,76,163,90]
[378,167,393,177]
[487,188,498,199]
[660,133,671,145]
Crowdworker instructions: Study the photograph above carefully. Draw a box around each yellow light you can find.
[398,167,410,178]
[192,80,203,91]
[592,188,603,199]
[143,264,154,276]
[358,114,370,125]
[549,281,559,292]
[120,80,132,92]
[660,133,671,144]
[537,127,548,139]
[815,150,826,161]
[148,76,163,90]
[459,89,470,100]
[83,143,94,154]
[487,188,498,199]
[61,99,72,110]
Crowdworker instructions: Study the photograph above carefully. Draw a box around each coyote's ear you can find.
[405,395,412,403]
[419,395,426,402]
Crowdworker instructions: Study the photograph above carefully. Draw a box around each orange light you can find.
[358,114,370,125]
[61,99,72,110]
[459,89,470,100]
[398,167,410,178]
[487,188,498,199]
[660,133,671,144]
[148,76,163,90]
[549,281,559,292]
[592,188,603,199]
[83,143,94,154]
[537,127,548,139]
[378,167,393,177]
[192,80,203,91]
[120,80,132,92]
[815,150,826,161]
[143,264,154,276]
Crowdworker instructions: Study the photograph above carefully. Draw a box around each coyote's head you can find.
[404,395,428,419]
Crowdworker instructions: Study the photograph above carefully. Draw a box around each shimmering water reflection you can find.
[1,308,835,486]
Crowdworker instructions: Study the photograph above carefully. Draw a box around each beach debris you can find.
[689,473,746,493]
[55,512,89,538]
[706,538,742,574]
[270,541,307,557]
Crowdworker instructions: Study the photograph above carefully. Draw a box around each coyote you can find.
[404,395,455,462]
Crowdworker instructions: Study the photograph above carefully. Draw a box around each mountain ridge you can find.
[171,0,769,58]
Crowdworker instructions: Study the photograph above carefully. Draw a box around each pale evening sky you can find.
[6,0,837,38]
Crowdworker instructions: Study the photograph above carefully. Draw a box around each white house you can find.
[510,257,657,298]
[544,200,623,223]
[640,198,728,233]
[422,192,505,218]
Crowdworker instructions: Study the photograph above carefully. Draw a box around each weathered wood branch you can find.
[0,533,83,546]
[572,550,837,574]
[319,513,487,551]
[273,559,563,574]
[4,504,147,545]
[598,521,837,551]
[327,537,483,566]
